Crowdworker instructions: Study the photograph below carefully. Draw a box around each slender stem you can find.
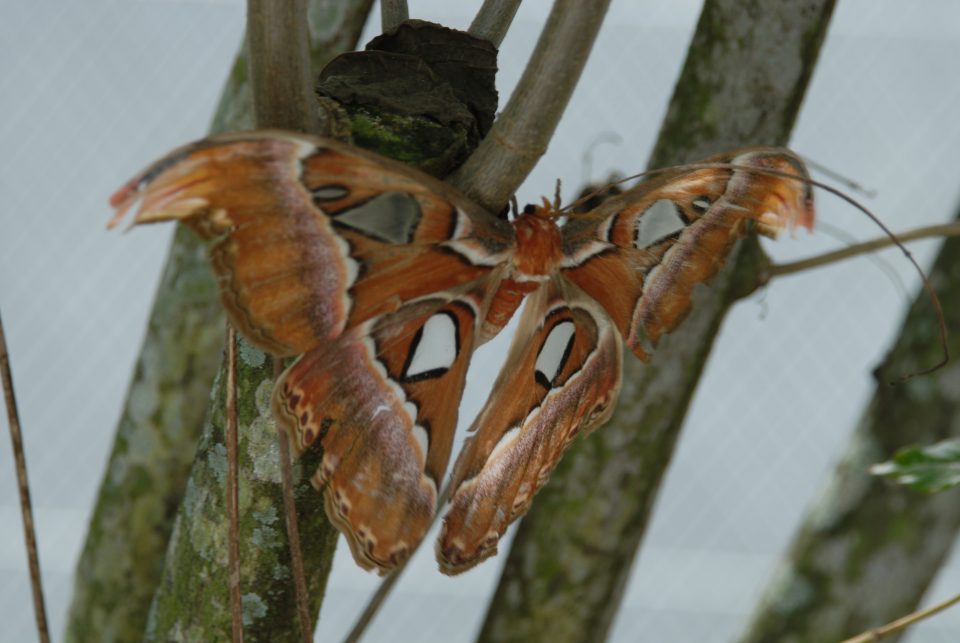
[275,358,313,643]
[469,0,522,47]
[0,311,50,643]
[840,591,960,643]
[450,0,612,212]
[341,486,450,643]
[769,222,960,278]
[380,0,408,32]
[225,325,244,643]
[247,0,315,133]
[342,570,403,643]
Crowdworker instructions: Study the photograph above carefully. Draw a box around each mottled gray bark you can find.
[145,340,339,640]
[64,3,373,642]
[146,2,385,640]
[737,209,960,642]
[477,2,836,642]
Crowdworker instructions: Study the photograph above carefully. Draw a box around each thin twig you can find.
[342,486,450,643]
[247,0,315,133]
[0,311,50,643]
[769,222,960,278]
[803,156,877,198]
[469,0,522,47]
[225,325,244,643]
[275,357,313,643]
[450,0,612,213]
[380,0,408,32]
[840,590,960,643]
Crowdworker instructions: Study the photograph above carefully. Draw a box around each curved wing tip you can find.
[106,180,144,231]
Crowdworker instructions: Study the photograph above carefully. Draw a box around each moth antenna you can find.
[815,220,910,300]
[579,131,622,187]
[510,195,519,219]
[747,165,949,383]
[559,159,949,380]
[802,156,878,199]
[554,178,562,211]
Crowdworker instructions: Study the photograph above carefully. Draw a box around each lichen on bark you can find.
[65,226,224,643]
[477,2,837,641]
[64,2,374,641]
[144,340,336,640]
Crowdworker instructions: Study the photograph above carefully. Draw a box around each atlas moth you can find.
[108,130,813,575]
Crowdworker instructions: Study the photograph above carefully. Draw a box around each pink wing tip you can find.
[106,178,143,231]
[107,177,149,230]
[796,200,816,232]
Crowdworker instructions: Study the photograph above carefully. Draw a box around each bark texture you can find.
[64,3,373,641]
[144,341,338,640]
[737,210,960,642]
[477,2,836,642]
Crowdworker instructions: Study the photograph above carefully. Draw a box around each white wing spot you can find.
[404,313,458,379]
[489,426,521,463]
[412,424,429,464]
[535,320,575,387]
[635,199,686,249]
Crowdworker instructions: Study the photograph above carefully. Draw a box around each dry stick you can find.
[769,222,960,277]
[0,311,50,643]
[380,0,408,32]
[246,1,318,637]
[840,590,960,643]
[225,325,244,643]
[469,0,522,47]
[342,486,452,643]
[274,358,313,643]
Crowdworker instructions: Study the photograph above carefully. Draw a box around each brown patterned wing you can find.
[560,147,814,359]
[437,278,622,574]
[272,283,498,574]
[108,130,513,356]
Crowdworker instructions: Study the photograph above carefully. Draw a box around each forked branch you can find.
[451,0,611,212]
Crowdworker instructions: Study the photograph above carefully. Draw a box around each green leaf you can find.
[871,438,960,493]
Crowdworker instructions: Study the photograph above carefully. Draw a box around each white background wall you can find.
[2,1,960,641]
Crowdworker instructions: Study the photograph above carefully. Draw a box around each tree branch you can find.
[477,2,837,641]
[841,591,960,643]
[380,0,409,32]
[247,0,316,133]
[450,0,611,212]
[64,3,373,641]
[738,201,960,642]
[469,0,522,47]
[768,222,960,279]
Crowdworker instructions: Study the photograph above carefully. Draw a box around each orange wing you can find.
[109,130,514,356]
[438,278,622,574]
[273,282,500,574]
[561,147,814,359]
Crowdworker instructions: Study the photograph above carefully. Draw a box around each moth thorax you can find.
[511,210,562,278]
